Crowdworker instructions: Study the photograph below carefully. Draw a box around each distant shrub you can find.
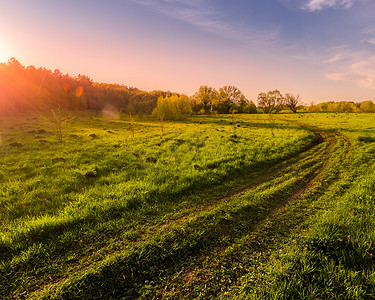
[360,101,375,113]
[308,100,375,113]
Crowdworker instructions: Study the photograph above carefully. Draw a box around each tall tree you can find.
[218,85,246,114]
[194,85,219,114]
[257,90,284,113]
[284,93,301,113]
[360,100,375,113]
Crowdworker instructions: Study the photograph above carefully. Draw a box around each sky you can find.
[0,0,375,104]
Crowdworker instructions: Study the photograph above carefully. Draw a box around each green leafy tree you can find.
[152,94,192,120]
[360,101,375,113]
[239,100,257,113]
[315,101,361,113]
[337,101,355,112]
[218,86,246,114]
[194,85,219,114]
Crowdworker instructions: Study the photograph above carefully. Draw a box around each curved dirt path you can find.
[154,126,353,299]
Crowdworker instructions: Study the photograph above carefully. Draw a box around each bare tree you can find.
[285,93,301,113]
[257,90,284,114]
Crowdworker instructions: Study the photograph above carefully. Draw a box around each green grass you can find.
[1,112,375,299]
[237,113,375,300]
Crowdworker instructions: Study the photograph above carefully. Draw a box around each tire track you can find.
[5,128,327,300]
[27,124,351,299]
[156,128,352,299]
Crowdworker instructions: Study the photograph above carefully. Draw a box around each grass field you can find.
[1,112,374,299]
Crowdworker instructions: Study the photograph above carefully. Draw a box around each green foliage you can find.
[152,93,192,120]
[240,99,257,114]
[1,58,260,117]
[0,58,169,115]
[218,86,245,113]
[191,85,257,114]
[192,85,219,114]
[359,100,375,113]
[217,85,251,114]
[309,100,375,113]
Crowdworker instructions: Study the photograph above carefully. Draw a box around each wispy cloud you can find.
[362,28,375,45]
[325,53,375,89]
[323,26,375,90]
[302,0,354,11]
[131,0,280,45]
[322,54,344,64]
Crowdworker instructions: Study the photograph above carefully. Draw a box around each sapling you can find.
[42,105,70,143]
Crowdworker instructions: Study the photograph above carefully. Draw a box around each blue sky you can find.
[0,0,375,103]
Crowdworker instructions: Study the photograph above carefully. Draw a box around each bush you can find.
[152,94,192,120]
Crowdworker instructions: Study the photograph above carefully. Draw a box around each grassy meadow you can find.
[1,111,375,299]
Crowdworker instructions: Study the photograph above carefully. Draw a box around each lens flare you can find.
[76,86,83,97]
[63,83,70,91]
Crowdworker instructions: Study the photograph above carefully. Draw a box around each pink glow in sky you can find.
[1,0,375,104]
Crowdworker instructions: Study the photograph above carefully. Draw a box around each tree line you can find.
[308,101,375,113]
[0,58,258,118]
[0,58,169,113]
[1,58,374,118]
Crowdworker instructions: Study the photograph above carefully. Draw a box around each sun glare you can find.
[0,41,11,63]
